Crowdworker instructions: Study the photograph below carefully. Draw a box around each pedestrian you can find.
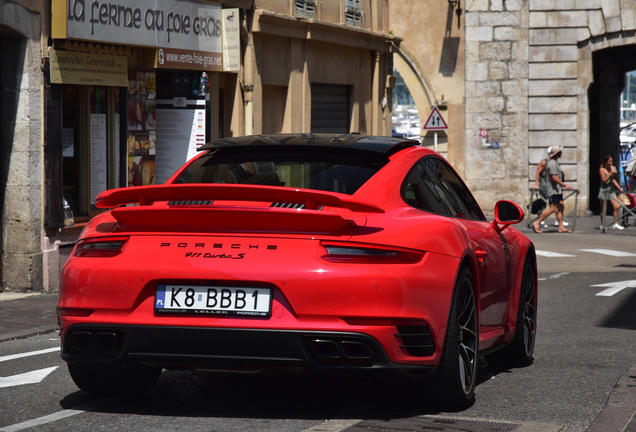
[534,146,550,196]
[534,146,569,228]
[532,146,573,233]
[598,155,624,230]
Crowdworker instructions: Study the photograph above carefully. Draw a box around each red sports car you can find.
[58,134,536,407]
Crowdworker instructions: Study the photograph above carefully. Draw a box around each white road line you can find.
[549,272,570,279]
[0,399,115,432]
[593,280,636,296]
[580,249,636,257]
[302,419,361,432]
[0,366,58,388]
[0,347,60,363]
[536,250,576,258]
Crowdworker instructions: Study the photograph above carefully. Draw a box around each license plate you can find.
[155,285,272,316]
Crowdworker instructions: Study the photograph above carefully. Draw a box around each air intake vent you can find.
[396,325,435,357]
[271,203,307,209]
[168,200,214,206]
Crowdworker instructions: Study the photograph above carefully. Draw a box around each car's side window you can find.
[402,157,486,221]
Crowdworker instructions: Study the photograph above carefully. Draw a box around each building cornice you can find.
[252,9,402,52]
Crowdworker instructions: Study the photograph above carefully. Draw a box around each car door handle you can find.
[475,249,488,261]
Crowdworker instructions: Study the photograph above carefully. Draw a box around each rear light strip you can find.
[72,236,129,258]
[320,242,424,264]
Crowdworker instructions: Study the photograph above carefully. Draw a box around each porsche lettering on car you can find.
[58,133,537,407]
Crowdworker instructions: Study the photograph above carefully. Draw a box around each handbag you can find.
[530,199,546,214]
[617,193,631,206]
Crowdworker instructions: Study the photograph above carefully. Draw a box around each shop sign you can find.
[49,49,128,86]
[221,9,240,72]
[53,0,223,55]
[155,47,223,71]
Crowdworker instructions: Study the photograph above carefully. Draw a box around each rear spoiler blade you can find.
[111,207,357,235]
[95,184,384,214]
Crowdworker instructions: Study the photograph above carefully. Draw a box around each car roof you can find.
[198,134,420,156]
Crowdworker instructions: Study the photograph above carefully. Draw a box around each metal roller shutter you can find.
[311,84,350,134]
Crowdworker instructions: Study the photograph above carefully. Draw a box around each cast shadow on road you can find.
[598,287,636,330]
[59,369,487,420]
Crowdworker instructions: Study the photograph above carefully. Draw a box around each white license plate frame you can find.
[155,285,272,317]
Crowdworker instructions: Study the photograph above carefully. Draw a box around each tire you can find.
[488,258,537,367]
[433,266,478,409]
[68,363,162,395]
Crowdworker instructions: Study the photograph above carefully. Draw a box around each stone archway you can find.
[587,44,636,215]
[393,46,436,119]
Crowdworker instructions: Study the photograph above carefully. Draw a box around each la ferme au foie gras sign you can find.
[52,0,239,72]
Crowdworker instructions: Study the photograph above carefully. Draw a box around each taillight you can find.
[320,243,423,264]
[57,307,93,317]
[72,236,129,258]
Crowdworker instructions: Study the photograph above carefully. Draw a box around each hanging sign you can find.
[422,106,449,130]
[49,49,128,86]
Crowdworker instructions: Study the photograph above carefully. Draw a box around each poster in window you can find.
[90,114,107,206]
[62,128,74,157]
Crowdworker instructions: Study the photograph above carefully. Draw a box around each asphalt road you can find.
[1,227,635,432]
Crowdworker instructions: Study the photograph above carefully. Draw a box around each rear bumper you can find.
[61,324,436,377]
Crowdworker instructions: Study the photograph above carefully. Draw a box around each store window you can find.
[61,85,125,221]
[126,72,157,187]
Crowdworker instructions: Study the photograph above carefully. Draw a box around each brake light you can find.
[344,318,427,326]
[320,243,423,264]
[72,236,129,258]
[56,308,93,317]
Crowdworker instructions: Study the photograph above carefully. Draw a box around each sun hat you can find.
[549,146,562,157]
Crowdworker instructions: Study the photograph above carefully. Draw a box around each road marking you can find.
[536,250,576,258]
[593,280,636,296]
[549,272,570,279]
[0,347,60,363]
[0,366,58,388]
[302,419,361,432]
[0,399,114,432]
[580,249,636,257]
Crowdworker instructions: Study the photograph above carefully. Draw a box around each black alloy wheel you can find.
[434,266,478,408]
[486,257,537,367]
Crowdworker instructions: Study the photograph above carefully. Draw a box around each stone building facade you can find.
[0,0,47,292]
[392,0,636,215]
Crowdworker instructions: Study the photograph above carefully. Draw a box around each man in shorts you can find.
[533,146,573,233]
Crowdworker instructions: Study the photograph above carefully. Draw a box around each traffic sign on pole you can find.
[422,106,449,131]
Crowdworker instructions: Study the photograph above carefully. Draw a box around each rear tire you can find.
[487,258,537,367]
[433,266,478,409]
[68,363,161,395]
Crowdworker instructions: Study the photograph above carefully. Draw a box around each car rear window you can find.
[173,146,389,195]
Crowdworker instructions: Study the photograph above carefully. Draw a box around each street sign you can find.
[422,106,448,130]
[480,129,488,138]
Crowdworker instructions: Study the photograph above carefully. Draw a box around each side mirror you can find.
[492,200,524,232]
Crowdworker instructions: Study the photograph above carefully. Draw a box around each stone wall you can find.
[465,0,636,215]
[465,0,530,211]
[0,2,43,292]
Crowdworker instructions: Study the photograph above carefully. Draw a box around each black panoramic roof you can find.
[197,134,419,155]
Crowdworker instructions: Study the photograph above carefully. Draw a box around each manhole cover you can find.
[344,416,520,432]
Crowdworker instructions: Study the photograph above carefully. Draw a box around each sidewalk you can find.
[0,291,59,342]
[0,214,635,431]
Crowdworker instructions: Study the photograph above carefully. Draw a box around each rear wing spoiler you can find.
[95,184,384,214]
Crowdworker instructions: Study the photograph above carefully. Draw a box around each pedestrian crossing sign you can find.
[422,106,449,130]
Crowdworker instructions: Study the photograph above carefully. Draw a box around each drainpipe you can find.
[242,9,254,136]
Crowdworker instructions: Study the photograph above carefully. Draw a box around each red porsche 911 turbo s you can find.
[58,133,536,407]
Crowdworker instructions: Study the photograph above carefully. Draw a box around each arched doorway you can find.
[392,47,435,144]
[588,45,636,215]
